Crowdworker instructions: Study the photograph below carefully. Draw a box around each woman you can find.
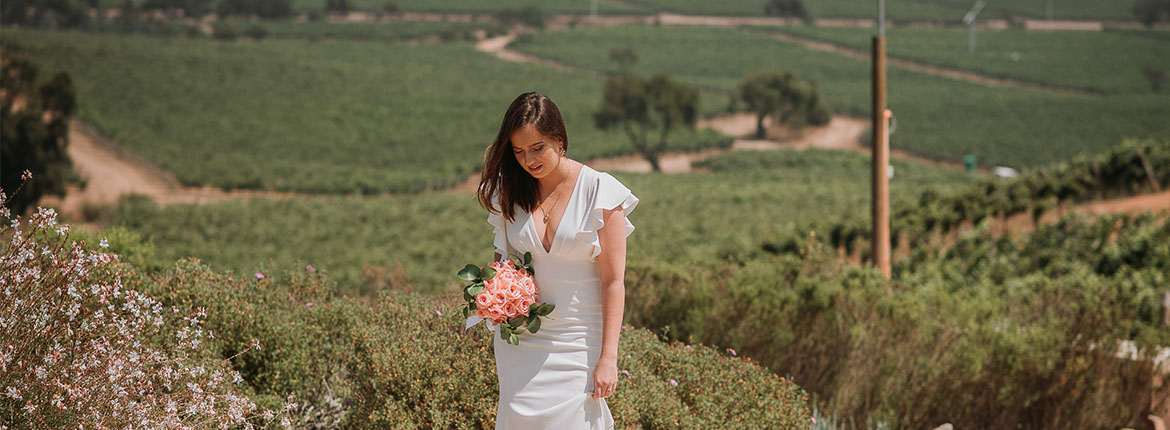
[477,92,638,429]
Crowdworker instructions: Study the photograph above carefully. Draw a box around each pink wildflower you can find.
[728,348,737,356]
[620,370,630,377]
[255,272,265,280]
[306,264,314,271]
[306,302,314,307]
[669,379,678,387]
[434,309,442,316]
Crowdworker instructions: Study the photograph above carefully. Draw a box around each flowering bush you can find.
[0,176,290,428]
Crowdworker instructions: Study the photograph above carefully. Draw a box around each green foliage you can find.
[595,73,700,171]
[2,28,734,194]
[0,0,93,29]
[105,148,968,297]
[1133,0,1170,26]
[608,46,639,71]
[345,290,811,428]
[217,0,294,18]
[513,24,1170,168]
[764,0,809,20]
[621,0,1137,20]
[0,50,77,216]
[142,0,214,18]
[737,70,830,138]
[131,258,812,427]
[136,258,355,412]
[772,25,1170,95]
[494,6,546,30]
[825,139,1170,256]
[256,20,505,42]
[325,0,350,14]
[627,213,1170,430]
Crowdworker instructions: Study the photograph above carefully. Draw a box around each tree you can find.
[736,70,830,139]
[763,0,809,21]
[325,0,350,14]
[216,0,293,19]
[142,0,213,18]
[1,52,78,216]
[1133,0,1170,27]
[595,73,699,172]
[608,47,638,72]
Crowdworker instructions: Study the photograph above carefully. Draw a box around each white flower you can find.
[280,417,291,428]
[99,238,109,248]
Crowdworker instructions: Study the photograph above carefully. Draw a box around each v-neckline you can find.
[529,165,588,255]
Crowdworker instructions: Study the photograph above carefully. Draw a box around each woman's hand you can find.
[591,358,618,400]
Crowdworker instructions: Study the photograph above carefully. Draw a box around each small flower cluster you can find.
[0,182,292,428]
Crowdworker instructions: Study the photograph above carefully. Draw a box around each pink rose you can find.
[475,293,492,308]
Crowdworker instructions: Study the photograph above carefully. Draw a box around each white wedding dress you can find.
[485,165,638,430]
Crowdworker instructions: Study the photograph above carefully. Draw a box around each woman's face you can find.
[510,124,563,180]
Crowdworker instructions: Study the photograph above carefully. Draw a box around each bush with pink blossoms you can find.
[0,178,291,428]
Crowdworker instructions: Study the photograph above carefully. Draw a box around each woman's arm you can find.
[592,206,627,399]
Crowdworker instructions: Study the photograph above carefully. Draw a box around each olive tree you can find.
[594,73,698,172]
[737,70,830,139]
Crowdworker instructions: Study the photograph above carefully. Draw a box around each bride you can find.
[476,92,639,429]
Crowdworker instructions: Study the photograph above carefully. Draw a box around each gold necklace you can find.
[538,163,570,224]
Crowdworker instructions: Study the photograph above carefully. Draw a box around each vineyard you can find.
[4,1,1169,427]
[770,25,1170,94]
[105,148,975,294]
[619,0,1138,20]
[511,24,1170,167]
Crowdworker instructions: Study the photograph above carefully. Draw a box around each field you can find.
[622,0,1139,20]
[256,20,506,41]
[772,26,1170,94]
[2,29,726,194]
[6,3,1170,427]
[512,24,1170,168]
[107,149,977,294]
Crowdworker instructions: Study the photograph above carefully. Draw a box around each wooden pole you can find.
[1161,291,1170,327]
[872,36,891,279]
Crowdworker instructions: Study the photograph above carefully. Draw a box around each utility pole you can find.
[872,0,890,279]
[964,0,986,55]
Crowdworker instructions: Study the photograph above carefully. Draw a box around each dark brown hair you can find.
[477,92,569,222]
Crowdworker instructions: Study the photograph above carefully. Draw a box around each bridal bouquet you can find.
[458,252,555,345]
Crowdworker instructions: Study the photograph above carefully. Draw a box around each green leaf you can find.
[457,264,481,281]
[536,303,555,316]
[467,284,484,296]
[509,317,524,328]
[462,307,470,318]
[523,252,532,264]
[509,333,519,345]
[463,291,473,301]
[500,327,509,340]
[527,317,541,333]
[481,267,497,281]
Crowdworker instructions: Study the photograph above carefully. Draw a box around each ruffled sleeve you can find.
[575,172,639,261]
[486,195,508,259]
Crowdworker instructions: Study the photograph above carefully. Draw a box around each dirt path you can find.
[760,31,1097,97]
[475,35,592,74]
[37,120,307,219]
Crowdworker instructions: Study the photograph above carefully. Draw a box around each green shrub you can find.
[345,291,811,429]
